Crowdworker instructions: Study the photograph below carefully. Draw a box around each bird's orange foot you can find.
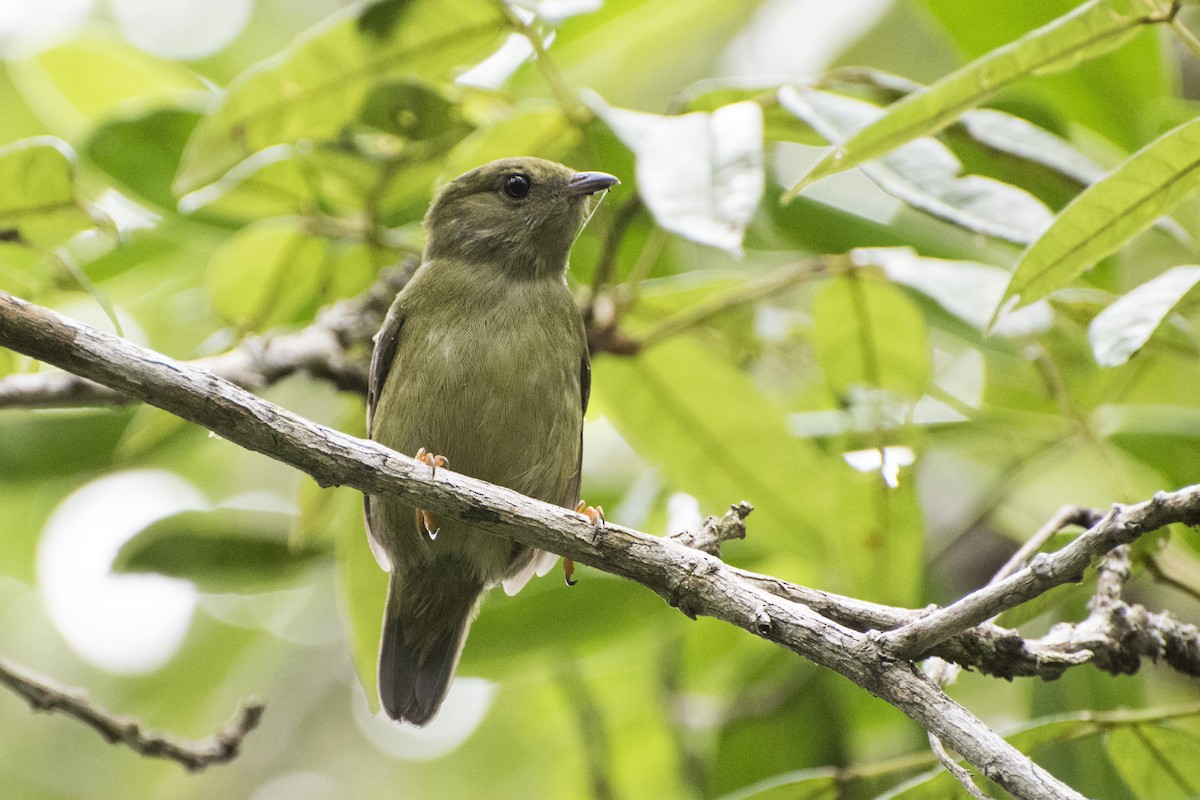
[565,502,606,586]
[414,448,449,540]
[414,447,449,477]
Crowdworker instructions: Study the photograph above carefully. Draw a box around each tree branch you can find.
[0,260,415,409]
[6,289,1200,798]
[878,493,1200,661]
[0,655,262,771]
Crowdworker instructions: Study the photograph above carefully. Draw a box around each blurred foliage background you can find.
[2,0,1200,798]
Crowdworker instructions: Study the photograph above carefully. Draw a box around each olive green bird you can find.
[365,157,618,725]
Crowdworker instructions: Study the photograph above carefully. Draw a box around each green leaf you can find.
[84,107,201,210]
[956,109,1104,187]
[0,137,98,249]
[1108,726,1200,799]
[812,273,930,398]
[1089,266,1200,367]
[359,78,466,140]
[587,93,764,256]
[819,67,1107,187]
[999,116,1200,315]
[438,103,580,187]
[713,768,837,800]
[779,87,1053,245]
[205,217,330,328]
[329,482,387,710]
[835,463,925,607]
[882,712,1113,798]
[8,37,205,138]
[175,0,509,191]
[114,508,330,593]
[851,247,1053,337]
[179,146,318,219]
[787,0,1161,194]
[592,333,835,574]
[920,0,1170,150]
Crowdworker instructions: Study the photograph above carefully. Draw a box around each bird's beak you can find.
[565,171,620,196]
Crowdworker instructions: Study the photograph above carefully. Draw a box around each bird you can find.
[365,157,618,725]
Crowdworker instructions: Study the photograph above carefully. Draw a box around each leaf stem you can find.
[493,1,591,125]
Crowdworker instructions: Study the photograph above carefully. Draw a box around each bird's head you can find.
[423,157,618,279]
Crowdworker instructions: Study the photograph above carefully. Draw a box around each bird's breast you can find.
[379,278,584,501]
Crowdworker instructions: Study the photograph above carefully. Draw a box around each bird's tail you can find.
[378,570,482,726]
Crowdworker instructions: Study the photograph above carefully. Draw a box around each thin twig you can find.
[879,492,1200,660]
[1171,15,1200,60]
[493,1,590,124]
[0,655,263,771]
[993,504,1104,582]
[1145,552,1200,604]
[928,733,993,799]
[589,195,644,297]
[635,256,844,351]
[670,501,752,557]
[557,660,618,800]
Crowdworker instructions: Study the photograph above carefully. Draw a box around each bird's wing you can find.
[364,292,406,570]
[367,293,406,434]
[566,350,590,505]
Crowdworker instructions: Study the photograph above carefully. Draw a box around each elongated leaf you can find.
[921,0,1169,150]
[882,710,1131,798]
[779,87,1053,244]
[999,116,1200,315]
[786,0,1159,194]
[714,767,837,800]
[0,137,98,248]
[587,94,764,256]
[957,109,1104,187]
[175,0,508,191]
[812,272,930,398]
[593,333,835,573]
[1089,266,1200,367]
[818,68,1106,187]
[1108,726,1200,799]
[852,247,1053,338]
[114,508,330,593]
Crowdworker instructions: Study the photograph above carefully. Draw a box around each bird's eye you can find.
[502,174,532,199]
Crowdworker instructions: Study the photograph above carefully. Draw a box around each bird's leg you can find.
[414,447,449,540]
[565,501,605,586]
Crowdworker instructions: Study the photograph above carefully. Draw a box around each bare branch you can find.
[10,289,1200,798]
[1034,546,1200,677]
[879,493,1200,660]
[670,501,752,557]
[993,504,1104,582]
[0,655,262,771]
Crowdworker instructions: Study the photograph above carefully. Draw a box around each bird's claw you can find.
[576,500,605,532]
[418,509,440,541]
[414,448,448,540]
[414,447,449,478]
[564,502,605,585]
